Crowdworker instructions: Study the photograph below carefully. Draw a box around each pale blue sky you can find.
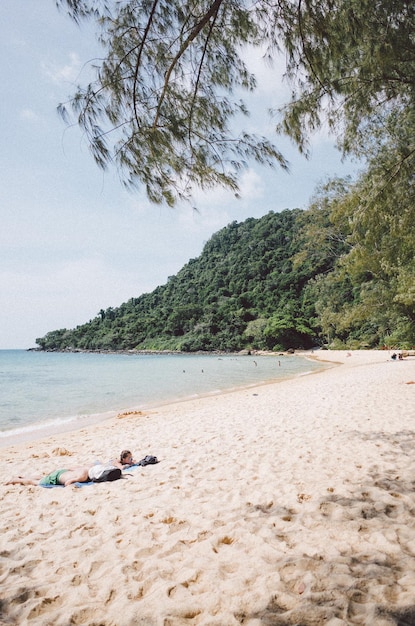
[1,1,360,349]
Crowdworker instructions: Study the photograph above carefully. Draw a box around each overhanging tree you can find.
[276,0,415,154]
[56,0,287,205]
[56,0,415,205]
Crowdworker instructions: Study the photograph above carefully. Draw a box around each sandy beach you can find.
[1,349,415,625]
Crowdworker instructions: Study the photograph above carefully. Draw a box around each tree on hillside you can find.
[56,0,415,205]
[300,107,415,349]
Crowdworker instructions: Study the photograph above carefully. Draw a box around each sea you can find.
[0,349,325,447]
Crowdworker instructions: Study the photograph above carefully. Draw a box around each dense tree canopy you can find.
[37,209,327,351]
[56,0,415,204]
[313,111,415,347]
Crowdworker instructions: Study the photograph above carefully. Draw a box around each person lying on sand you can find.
[5,452,137,487]
[5,466,94,487]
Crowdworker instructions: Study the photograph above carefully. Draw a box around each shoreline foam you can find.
[1,349,415,625]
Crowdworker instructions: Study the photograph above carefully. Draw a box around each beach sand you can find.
[1,349,415,625]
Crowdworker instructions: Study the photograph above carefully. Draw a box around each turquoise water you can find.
[0,350,323,445]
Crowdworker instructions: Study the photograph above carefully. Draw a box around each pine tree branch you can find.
[153,0,224,128]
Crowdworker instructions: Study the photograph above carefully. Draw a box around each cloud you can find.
[244,46,289,102]
[19,109,42,123]
[42,52,82,85]
[238,168,264,200]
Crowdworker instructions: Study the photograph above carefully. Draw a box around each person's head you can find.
[120,450,133,464]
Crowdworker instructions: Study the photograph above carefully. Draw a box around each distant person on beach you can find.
[5,465,95,487]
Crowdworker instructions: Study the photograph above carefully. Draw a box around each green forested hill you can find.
[36,172,415,353]
[36,208,340,352]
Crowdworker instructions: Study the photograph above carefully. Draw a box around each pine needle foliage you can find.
[56,0,287,205]
[56,0,415,204]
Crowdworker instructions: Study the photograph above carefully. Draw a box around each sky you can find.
[1,2,360,349]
